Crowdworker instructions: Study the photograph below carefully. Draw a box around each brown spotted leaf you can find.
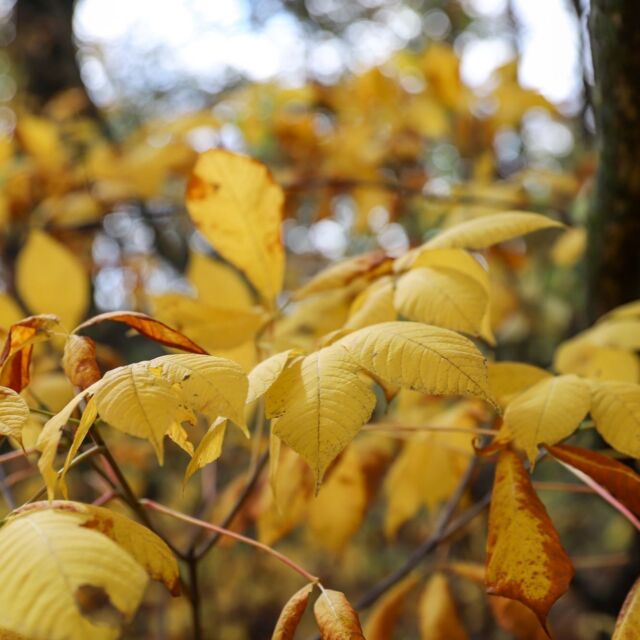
[486,449,574,628]
[272,583,314,640]
[314,590,365,639]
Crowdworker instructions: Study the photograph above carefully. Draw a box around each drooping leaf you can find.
[363,574,419,640]
[394,266,488,336]
[590,381,640,458]
[0,386,29,443]
[0,315,60,391]
[247,350,300,404]
[186,149,285,304]
[488,362,553,410]
[613,577,640,640]
[63,335,102,390]
[423,212,564,251]
[74,311,207,354]
[272,583,314,640]
[183,418,228,485]
[486,449,574,627]
[266,346,376,487]
[337,321,494,406]
[294,250,392,300]
[546,444,640,518]
[418,573,468,640]
[499,374,590,464]
[0,507,147,639]
[337,277,396,337]
[313,590,365,639]
[16,230,89,329]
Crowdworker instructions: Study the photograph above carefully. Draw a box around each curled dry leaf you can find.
[74,310,207,354]
[63,335,101,389]
[546,444,640,518]
[0,386,30,443]
[272,583,314,640]
[0,314,60,392]
[486,449,574,628]
[313,589,365,640]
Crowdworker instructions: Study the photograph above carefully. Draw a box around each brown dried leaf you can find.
[272,583,314,640]
[63,335,101,389]
[314,590,365,640]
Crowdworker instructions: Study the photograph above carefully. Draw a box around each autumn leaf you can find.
[0,501,178,640]
[74,311,208,354]
[0,386,29,443]
[63,335,102,390]
[186,149,285,304]
[488,362,553,410]
[337,321,494,406]
[418,573,468,640]
[313,590,365,639]
[547,444,640,518]
[613,577,640,640]
[499,374,590,464]
[486,449,574,628]
[183,417,228,484]
[363,574,419,640]
[266,346,376,487]
[16,230,89,330]
[590,381,640,457]
[272,583,314,640]
[247,350,300,404]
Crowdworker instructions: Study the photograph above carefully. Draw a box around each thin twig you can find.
[363,423,497,437]
[142,499,320,584]
[194,450,269,560]
[0,448,37,463]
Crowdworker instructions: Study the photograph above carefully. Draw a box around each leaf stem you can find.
[141,498,320,584]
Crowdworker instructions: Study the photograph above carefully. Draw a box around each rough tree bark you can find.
[587,0,640,321]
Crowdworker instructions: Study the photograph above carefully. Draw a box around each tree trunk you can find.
[587,0,640,321]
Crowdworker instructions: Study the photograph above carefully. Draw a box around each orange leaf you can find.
[74,311,207,354]
[363,574,419,640]
[313,590,365,639]
[62,335,101,390]
[0,315,60,391]
[418,573,468,640]
[486,449,574,629]
[546,444,640,518]
[613,577,640,639]
[272,583,314,640]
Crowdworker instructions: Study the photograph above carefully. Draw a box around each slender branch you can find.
[556,460,640,531]
[194,450,269,560]
[354,460,486,612]
[186,551,202,640]
[0,448,36,463]
[363,424,497,437]
[141,499,320,584]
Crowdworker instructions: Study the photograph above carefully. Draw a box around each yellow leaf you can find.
[486,449,574,627]
[394,267,488,336]
[613,577,640,640]
[186,149,285,304]
[313,590,365,639]
[183,418,227,484]
[341,277,396,335]
[0,507,147,639]
[63,335,102,390]
[247,350,299,404]
[424,212,564,251]
[418,573,468,640]
[555,339,640,383]
[0,386,29,442]
[16,230,89,330]
[488,362,553,409]
[337,321,494,406]
[150,293,265,351]
[272,583,314,640]
[603,300,640,322]
[550,227,587,267]
[0,294,23,331]
[363,574,419,640]
[500,374,590,463]
[266,346,376,487]
[590,381,640,458]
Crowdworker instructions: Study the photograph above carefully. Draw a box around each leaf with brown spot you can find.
[0,315,60,391]
[74,311,207,354]
[613,577,640,639]
[313,589,365,639]
[546,444,640,518]
[272,583,314,640]
[486,449,574,629]
[63,335,101,389]
[363,574,419,640]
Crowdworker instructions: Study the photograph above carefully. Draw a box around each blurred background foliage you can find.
[2,1,636,639]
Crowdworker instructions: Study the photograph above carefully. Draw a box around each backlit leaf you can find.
[488,362,553,409]
[183,418,228,485]
[0,386,29,443]
[313,590,365,639]
[63,335,101,390]
[272,583,314,640]
[418,573,468,640]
